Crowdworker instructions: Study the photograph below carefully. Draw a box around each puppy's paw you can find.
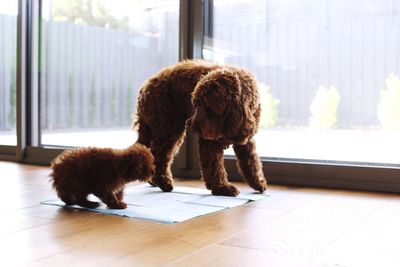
[211,183,240,197]
[60,197,75,206]
[107,201,127,209]
[77,200,101,209]
[151,175,174,192]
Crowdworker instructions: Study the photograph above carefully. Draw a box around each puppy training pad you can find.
[41,184,268,223]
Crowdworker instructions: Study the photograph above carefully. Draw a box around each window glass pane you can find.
[205,0,400,164]
[0,2,18,146]
[40,0,179,148]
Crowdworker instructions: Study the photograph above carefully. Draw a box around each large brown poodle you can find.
[134,60,267,196]
[50,144,155,209]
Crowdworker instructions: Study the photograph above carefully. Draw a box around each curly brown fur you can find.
[50,144,155,209]
[134,60,267,196]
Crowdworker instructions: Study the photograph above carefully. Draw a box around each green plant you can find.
[259,83,279,128]
[309,86,340,129]
[52,0,130,30]
[377,74,400,130]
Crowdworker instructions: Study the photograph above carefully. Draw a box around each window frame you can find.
[0,0,27,162]
[176,0,400,194]
[1,0,400,194]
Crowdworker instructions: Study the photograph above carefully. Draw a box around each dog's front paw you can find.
[107,201,127,209]
[148,181,157,187]
[252,178,267,193]
[151,175,174,192]
[211,183,240,197]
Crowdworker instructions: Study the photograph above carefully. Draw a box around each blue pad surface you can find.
[41,184,268,223]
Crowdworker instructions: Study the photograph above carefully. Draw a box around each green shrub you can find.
[259,83,280,128]
[309,86,340,129]
[377,74,400,130]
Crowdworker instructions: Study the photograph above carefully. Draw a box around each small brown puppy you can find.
[50,144,155,209]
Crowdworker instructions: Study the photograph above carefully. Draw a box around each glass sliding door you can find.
[0,1,18,146]
[39,0,179,148]
[204,0,400,165]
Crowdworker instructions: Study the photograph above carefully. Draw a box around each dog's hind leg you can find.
[135,119,158,187]
[233,138,267,193]
[136,119,152,148]
[199,137,240,196]
[150,129,185,192]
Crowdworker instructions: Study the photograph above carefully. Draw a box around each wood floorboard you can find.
[0,161,399,267]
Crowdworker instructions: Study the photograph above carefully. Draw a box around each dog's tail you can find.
[134,118,152,148]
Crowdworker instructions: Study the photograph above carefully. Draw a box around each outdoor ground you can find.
[2,128,399,164]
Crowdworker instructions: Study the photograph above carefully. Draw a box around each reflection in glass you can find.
[206,0,400,164]
[0,2,18,146]
[40,0,179,148]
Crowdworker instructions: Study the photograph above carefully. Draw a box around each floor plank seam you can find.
[311,199,392,261]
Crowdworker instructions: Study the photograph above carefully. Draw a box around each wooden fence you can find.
[1,1,400,130]
[0,14,17,131]
[40,11,178,130]
[210,0,400,127]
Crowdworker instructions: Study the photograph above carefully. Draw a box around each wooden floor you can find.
[1,161,400,267]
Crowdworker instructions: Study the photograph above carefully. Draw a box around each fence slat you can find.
[2,4,400,131]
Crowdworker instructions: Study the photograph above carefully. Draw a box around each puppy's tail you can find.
[48,157,62,190]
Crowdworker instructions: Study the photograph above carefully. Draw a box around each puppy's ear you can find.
[115,154,133,176]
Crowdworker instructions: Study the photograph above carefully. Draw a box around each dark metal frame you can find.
[1,0,400,193]
[0,0,59,165]
[0,0,28,162]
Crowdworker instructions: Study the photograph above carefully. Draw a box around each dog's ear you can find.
[242,105,257,135]
[224,101,259,137]
[203,89,227,115]
[199,69,242,116]
[186,105,207,132]
[224,106,243,132]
